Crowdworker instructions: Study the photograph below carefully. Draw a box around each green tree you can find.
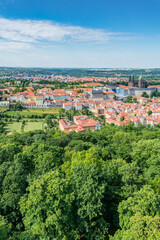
[133,97,137,103]
[71,163,109,240]
[0,215,11,240]
[141,92,149,98]
[120,116,124,122]
[20,170,76,240]
[45,114,53,128]
[118,185,160,230]
[148,110,152,116]
[110,214,160,240]
[0,153,32,230]
[118,162,142,198]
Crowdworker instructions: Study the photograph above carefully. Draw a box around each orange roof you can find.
[83,83,103,86]
[63,102,73,106]
[119,85,136,89]
[75,102,82,105]
[76,126,85,132]
[104,91,115,94]
[1,94,10,97]
[27,91,35,96]
[54,100,65,102]
[76,118,99,127]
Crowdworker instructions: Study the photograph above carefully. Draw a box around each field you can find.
[6,122,22,132]
[21,108,59,114]
[1,108,59,117]
[0,107,9,112]
[24,121,43,132]
[5,121,43,133]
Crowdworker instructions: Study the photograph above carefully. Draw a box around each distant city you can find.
[1,68,160,131]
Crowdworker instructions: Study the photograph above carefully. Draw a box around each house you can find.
[130,117,141,127]
[35,95,44,107]
[74,102,83,110]
[144,116,155,126]
[59,115,101,133]
[59,120,77,133]
[63,102,73,110]
[14,81,21,85]
[1,94,10,101]
[43,100,51,107]
[73,115,88,124]
[104,91,115,99]
[73,115,101,131]
[43,93,54,101]
[106,118,131,126]
[37,88,53,94]
[91,89,104,100]
[136,97,148,104]
[54,100,65,108]
[83,83,103,87]
[53,94,70,101]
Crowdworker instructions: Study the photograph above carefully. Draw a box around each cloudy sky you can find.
[0,0,160,68]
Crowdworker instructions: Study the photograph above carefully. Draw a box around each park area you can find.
[1,107,59,117]
[5,121,43,133]
[1,107,60,133]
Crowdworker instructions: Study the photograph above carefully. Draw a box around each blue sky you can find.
[0,0,160,68]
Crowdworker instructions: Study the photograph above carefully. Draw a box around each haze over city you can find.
[0,0,160,68]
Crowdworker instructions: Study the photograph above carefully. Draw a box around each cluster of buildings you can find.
[2,75,160,132]
[59,115,101,133]
[59,97,160,133]
[91,99,160,127]
[0,86,115,108]
[108,76,157,98]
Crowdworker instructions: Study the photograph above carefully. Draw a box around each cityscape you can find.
[1,68,160,133]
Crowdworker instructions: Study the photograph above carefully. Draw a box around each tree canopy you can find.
[0,123,160,239]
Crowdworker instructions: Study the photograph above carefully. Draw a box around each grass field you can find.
[24,121,43,132]
[5,121,43,133]
[0,107,9,112]
[2,108,59,117]
[22,108,59,114]
[6,122,22,132]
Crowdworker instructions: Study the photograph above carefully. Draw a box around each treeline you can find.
[0,123,160,239]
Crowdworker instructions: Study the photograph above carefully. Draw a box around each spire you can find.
[138,74,143,88]
[139,74,142,80]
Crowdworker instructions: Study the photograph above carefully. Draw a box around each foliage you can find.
[118,185,160,229]
[9,102,23,111]
[0,215,11,240]
[120,116,124,122]
[148,110,152,115]
[141,92,149,98]
[0,123,159,238]
[110,214,160,240]
[151,90,160,98]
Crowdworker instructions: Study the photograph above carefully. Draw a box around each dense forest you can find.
[0,122,160,239]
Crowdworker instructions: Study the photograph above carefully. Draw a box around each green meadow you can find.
[5,121,43,133]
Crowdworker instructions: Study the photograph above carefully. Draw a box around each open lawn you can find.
[3,108,59,117]
[6,122,22,132]
[24,121,43,132]
[22,108,59,114]
[0,107,9,112]
[5,121,43,133]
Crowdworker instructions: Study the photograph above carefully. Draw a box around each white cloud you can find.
[0,17,135,52]
[0,40,32,51]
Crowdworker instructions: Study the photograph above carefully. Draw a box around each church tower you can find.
[128,75,134,87]
[138,75,143,88]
